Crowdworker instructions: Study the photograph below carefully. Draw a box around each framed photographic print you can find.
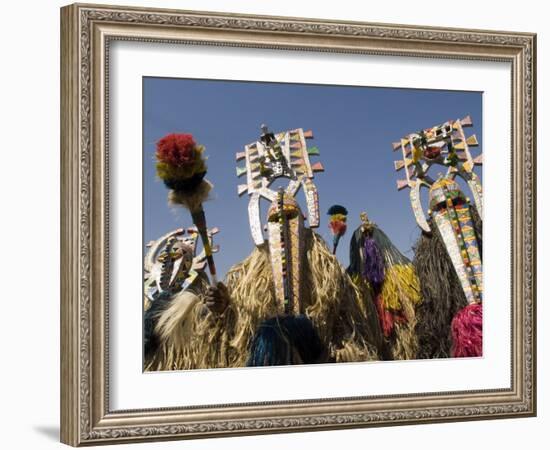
[60,3,537,446]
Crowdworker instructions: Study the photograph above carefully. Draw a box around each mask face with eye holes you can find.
[412,122,454,163]
[159,239,194,290]
[428,178,467,212]
[167,240,193,273]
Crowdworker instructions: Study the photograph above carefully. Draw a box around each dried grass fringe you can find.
[413,222,469,359]
[380,264,421,311]
[351,267,420,361]
[146,230,380,371]
[383,264,420,360]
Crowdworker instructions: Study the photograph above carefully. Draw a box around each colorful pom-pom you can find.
[327,205,348,239]
[451,302,483,357]
[327,205,349,254]
[329,220,347,236]
[327,204,348,216]
[156,133,197,167]
[155,133,207,191]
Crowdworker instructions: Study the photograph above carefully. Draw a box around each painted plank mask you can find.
[392,116,483,358]
[236,125,324,314]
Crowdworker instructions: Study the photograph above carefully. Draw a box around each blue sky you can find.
[143,77,482,278]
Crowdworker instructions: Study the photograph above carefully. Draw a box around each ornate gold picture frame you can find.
[60,3,536,446]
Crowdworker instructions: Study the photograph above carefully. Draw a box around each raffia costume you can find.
[143,227,219,369]
[148,231,379,370]
[392,116,483,358]
[145,126,380,370]
[348,213,421,360]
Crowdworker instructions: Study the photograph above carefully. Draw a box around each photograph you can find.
[57,3,537,445]
[142,78,483,371]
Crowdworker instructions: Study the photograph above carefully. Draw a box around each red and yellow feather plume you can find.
[327,205,348,254]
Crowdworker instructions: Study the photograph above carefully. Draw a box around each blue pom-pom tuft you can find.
[327,204,348,216]
[246,315,325,366]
